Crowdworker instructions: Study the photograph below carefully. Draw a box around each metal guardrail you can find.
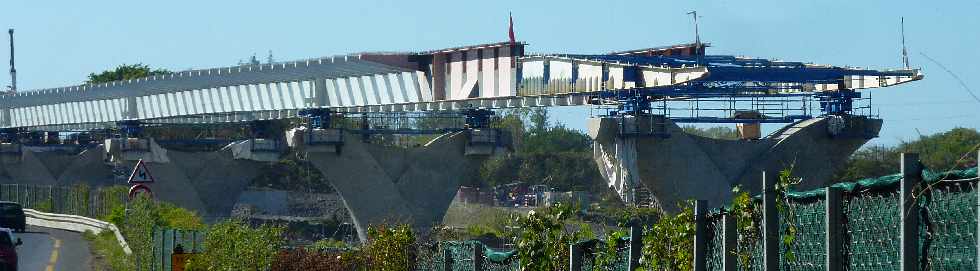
[23,208,132,254]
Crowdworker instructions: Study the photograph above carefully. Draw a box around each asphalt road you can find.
[14,226,90,271]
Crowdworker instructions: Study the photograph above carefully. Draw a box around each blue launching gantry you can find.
[522,44,922,124]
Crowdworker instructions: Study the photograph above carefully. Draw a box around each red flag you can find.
[508,13,516,44]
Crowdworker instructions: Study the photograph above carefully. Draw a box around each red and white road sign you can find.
[128,184,153,199]
[128,159,156,184]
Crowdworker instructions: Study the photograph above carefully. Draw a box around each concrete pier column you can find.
[289,128,502,242]
[589,114,882,211]
[106,138,267,220]
[0,143,59,185]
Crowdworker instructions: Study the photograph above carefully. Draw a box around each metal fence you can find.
[699,152,980,271]
[416,152,978,271]
[0,184,126,219]
[152,228,206,271]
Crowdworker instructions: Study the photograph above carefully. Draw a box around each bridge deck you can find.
[0,42,922,131]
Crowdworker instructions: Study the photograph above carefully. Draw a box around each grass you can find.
[82,229,131,271]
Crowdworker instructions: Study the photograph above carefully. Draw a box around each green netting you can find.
[577,239,630,271]
[705,215,724,271]
[780,197,825,271]
[414,242,445,271]
[923,180,977,270]
[423,168,979,270]
[844,189,902,270]
[416,241,559,271]
[736,202,764,271]
[418,241,480,271]
[787,168,978,200]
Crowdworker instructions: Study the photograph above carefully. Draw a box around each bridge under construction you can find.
[0,39,922,241]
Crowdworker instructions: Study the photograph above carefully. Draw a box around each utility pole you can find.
[7,28,15,93]
[901,17,910,69]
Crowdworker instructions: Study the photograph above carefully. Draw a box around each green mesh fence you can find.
[845,187,902,270]
[418,238,633,271]
[574,238,629,271]
[414,243,445,271]
[780,196,826,271]
[923,180,977,270]
[705,214,724,271]
[731,200,765,271]
[698,167,977,271]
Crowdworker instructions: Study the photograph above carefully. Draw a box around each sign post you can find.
[128,159,155,199]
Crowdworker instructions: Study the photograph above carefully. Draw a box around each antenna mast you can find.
[687,11,703,65]
[7,28,14,92]
[901,17,909,69]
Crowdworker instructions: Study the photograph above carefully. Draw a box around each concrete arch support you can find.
[294,130,488,242]
[589,115,882,211]
[106,139,266,220]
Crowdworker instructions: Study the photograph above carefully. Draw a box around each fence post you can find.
[473,242,484,271]
[826,186,843,271]
[444,248,453,271]
[693,200,707,271]
[976,150,980,271]
[722,213,736,271]
[900,152,921,271]
[628,225,643,271]
[762,171,778,271]
[569,243,583,271]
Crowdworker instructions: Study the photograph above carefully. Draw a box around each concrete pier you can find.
[0,144,113,186]
[290,128,504,242]
[590,115,881,210]
[105,138,271,220]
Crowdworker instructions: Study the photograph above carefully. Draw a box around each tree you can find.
[681,125,740,140]
[86,63,172,84]
[478,109,605,194]
[834,127,980,180]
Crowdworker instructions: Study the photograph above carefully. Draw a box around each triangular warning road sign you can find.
[128,159,156,184]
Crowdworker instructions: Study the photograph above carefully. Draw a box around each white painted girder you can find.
[0,53,920,130]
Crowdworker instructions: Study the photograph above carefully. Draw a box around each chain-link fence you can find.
[411,238,633,271]
[702,165,979,271]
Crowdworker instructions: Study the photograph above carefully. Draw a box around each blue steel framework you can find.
[562,54,918,123]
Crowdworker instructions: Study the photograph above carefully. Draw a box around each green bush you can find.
[272,248,366,271]
[365,224,416,271]
[638,204,695,271]
[102,195,205,270]
[514,203,590,271]
[186,219,285,271]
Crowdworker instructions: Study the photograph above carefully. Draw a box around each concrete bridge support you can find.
[0,144,113,186]
[288,128,505,242]
[105,138,274,220]
[590,115,881,211]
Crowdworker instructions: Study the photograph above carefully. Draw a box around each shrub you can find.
[514,203,590,271]
[364,224,416,271]
[272,248,367,271]
[186,219,285,271]
[639,203,695,271]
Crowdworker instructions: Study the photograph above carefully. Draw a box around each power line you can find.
[919,52,980,104]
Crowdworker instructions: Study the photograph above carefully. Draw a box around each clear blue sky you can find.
[2,0,978,146]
